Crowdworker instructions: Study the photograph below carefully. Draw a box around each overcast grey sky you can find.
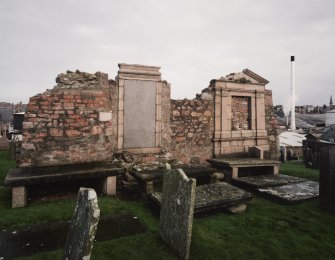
[1,0,334,110]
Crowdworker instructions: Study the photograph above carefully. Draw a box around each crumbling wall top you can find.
[55,70,108,90]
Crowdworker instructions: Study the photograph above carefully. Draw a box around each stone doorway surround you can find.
[116,64,163,154]
[210,69,270,157]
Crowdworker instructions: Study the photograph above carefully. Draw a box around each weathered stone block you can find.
[65,129,81,137]
[227,203,247,214]
[91,126,102,135]
[160,167,196,259]
[50,128,64,137]
[102,176,117,196]
[64,188,100,260]
[12,186,28,208]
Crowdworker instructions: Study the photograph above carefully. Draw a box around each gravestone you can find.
[0,124,9,150]
[64,188,100,260]
[160,165,196,259]
[319,146,335,212]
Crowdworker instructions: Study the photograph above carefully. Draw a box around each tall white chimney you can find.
[290,55,296,131]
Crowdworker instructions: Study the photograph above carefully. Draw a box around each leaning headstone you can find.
[160,165,196,259]
[64,188,100,260]
[319,146,335,212]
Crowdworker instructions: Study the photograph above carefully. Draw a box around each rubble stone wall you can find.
[231,96,251,130]
[20,71,115,167]
[161,81,172,150]
[264,89,279,159]
[169,94,214,165]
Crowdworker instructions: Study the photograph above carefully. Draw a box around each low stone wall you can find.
[169,94,214,165]
[20,71,115,167]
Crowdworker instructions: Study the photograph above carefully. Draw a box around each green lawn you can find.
[0,151,15,185]
[1,152,335,259]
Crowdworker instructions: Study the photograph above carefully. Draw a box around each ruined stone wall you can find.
[231,96,251,130]
[169,93,214,165]
[264,89,279,159]
[20,71,115,167]
[161,81,172,150]
[20,66,277,167]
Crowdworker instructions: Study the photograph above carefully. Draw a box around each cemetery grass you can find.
[0,151,15,184]
[0,152,335,259]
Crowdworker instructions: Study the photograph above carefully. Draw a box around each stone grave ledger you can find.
[319,146,335,212]
[160,168,196,260]
[150,182,253,213]
[64,188,100,260]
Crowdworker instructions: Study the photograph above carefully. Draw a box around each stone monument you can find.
[159,165,196,259]
[64,188,100,260]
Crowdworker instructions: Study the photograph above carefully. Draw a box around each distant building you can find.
[325,109,335,127]
[0,102,26,123]
[295,106,304,113]
[328,95,335,111]
[0,107,13,123]
[295,105,314,114]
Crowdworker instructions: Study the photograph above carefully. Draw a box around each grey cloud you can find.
[0,0,334,108]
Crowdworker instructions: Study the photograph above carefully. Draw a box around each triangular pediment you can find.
[219,69,269,85]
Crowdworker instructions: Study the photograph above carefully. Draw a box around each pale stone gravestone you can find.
[319,146,335,212]
[160,165,196,259]
[64,188,100,260]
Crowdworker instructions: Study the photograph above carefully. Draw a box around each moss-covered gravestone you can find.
[64,188,100,260]
[160,166,196,259]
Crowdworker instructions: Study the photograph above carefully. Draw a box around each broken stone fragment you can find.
[226,203,247,214]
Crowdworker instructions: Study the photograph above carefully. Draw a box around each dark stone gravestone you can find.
[160,165,196,259]
[319,146,335,212]
[64,188,100,260]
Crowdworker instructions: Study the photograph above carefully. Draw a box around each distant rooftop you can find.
[279,131,306,147]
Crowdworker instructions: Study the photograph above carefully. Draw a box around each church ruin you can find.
[20,64,278,168]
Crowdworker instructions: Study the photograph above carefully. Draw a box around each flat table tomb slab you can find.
[257,181,319,203]
[151,182,253,213]
[233,174,306,188]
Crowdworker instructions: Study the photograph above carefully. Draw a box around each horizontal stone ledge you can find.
[121,147,161,154]
[5,162,124,187]
[212,136,268,142]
